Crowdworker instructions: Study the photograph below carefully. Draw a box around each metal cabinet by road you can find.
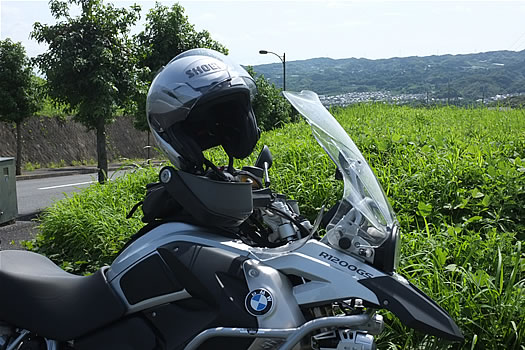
[0,157,18,225]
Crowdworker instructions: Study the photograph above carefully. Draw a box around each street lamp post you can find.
[259,50,286,91]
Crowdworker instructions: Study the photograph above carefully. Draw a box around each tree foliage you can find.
[129,2,228,131]
[31,0,141,182]
[0,39,41,174]
[246,66,293,131]
[32,76,70,120]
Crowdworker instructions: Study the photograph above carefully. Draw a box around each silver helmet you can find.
[147,48,260,173]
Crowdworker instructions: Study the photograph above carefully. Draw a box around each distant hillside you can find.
[252,50,525,102]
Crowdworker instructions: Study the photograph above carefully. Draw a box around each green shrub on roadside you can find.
[28,167,159,272]
[31,104,525,349]
[23,161,41,172]
[246,66,294,131]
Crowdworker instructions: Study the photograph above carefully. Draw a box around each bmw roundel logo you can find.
[245,289,273,316]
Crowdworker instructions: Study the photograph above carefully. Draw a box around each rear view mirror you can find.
[255,145,272,169]
[255,145,272,187]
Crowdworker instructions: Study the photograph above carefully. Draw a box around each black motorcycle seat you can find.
[0,250,126,341]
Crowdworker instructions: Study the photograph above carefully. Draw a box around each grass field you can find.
[32,104,525,349]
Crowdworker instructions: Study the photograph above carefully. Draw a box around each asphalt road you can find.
[0,170,128,250]
[16,170,127,218]
[0,221,39,250]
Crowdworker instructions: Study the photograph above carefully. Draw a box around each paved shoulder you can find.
[0,220,39,250]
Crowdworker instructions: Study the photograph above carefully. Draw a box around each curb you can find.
[17,211,42,222]
[15,165,136,181]
[16,170,93,181]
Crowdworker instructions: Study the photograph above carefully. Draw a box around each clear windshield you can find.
[282,90,396,250]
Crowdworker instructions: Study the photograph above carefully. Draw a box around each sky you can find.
[2,0,525,67]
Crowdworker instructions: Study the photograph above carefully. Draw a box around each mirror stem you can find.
[264,162,270,187]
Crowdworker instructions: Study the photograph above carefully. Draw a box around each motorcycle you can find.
[0,90,463,350]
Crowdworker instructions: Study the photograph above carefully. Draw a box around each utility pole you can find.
[447,81,451,105]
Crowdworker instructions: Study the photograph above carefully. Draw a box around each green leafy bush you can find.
[246,66,293,131]
[28,167,159,271]
[31,104,525,349]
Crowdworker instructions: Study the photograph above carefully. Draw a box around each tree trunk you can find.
[15,121,22,175]
[96,118,108,184]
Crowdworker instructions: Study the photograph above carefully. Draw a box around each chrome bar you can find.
[184,314,372,350]
[6,329,30,350]
[184,327,296,350]
[46,339,59,350]
[279,314,370,349]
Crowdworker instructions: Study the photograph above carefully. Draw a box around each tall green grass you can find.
[26,167,160,271]
[331,105,525,349]
[31,104,525,349]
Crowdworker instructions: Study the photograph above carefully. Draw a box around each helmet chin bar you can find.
[152,121,238,182]
[149,128,184,170]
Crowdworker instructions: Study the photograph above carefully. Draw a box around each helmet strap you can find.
[203,158,229,181]
[228,156,234,173]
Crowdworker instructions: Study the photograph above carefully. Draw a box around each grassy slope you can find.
[32,104,525,349]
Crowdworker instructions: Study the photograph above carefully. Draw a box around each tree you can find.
[0,39,40,175]
[129,2,228,131]
[246,67,293,131]
[31,0,141,183]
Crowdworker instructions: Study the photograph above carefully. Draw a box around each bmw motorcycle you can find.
[0,90,463,350]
